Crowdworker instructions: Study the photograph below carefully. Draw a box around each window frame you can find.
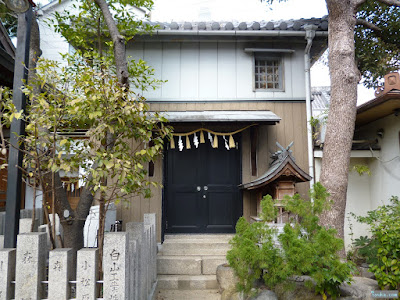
[253,53,284,92]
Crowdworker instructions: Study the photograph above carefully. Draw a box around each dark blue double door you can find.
[165,140,241,233]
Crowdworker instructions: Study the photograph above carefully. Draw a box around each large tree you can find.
[320,0,400,245]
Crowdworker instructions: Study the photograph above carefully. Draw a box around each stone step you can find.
[154,289,221,300]
[157,256,202,275]
[164,234,234,242]
[202,255,228,275]
[157,275,219,290]
[157,255,228,275]
[159,241,231,256]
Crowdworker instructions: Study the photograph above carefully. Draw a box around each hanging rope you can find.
[170,124,258,150]
[171,124,257,137]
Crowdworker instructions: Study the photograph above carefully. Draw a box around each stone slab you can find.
[48,248,73,300]
[202,256,228,275]
[126,222,145,300]
[154,289,221,300]
[157,275,219,290]
[160,241,231,256]
[157,256,202,275]
[15,232,47,300]
[0,248,16,300]
[76,248,98,300]
[103,232,129,300]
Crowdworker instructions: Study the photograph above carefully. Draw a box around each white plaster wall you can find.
[38,1,79,63]
[314,157,372,250]
[359,114,400,207]
[24,185,43,210]
[127,41,306,101]
[315,112,400,250]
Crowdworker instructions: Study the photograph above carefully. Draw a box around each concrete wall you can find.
[128,41,306,101]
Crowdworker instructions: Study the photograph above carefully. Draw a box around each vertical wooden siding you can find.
[126,42,306,101]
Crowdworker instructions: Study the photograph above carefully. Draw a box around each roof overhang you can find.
[356,90,400,126]
[157,110,281,124]
[240,154,311,190]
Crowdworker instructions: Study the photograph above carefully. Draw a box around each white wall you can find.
[314,112,400,250]
[128,41,306,101]
[360,114,400,207]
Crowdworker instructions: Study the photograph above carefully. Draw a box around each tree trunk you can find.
[320,0,360,249]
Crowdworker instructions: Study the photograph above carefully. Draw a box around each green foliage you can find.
[50,0,154,53]
[1,52,171,204]
[351,196,400,290]
[355,1,400,88]
[227,183,354,298]
[0,4,17,37]
[351,164,371,176]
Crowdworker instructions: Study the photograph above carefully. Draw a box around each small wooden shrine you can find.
[239,142,311,223]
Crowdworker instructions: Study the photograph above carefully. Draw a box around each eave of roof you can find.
[158,110,281,124]
[239,154,311,190]
[356,90,400,126]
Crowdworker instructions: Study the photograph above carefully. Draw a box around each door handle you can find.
[203,186,208,191]
[197,186,201,192]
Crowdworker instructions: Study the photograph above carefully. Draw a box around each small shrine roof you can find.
[240,142,311,190]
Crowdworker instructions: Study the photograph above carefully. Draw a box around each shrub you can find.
[351,196,400,290]
[226,183,354,298]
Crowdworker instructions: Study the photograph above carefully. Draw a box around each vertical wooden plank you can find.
[162,42,181,99]
[181,42,199,99]
[199,42,218,99]
[143,42,163,100]
[291,47,306,98]
[250,126,259,176]
[284,103,295,148]
[273,102,286,147]
[0,249,16,300]
[217,42,236,99]
[15,233,46,300]
[236,42,254,99]
[48,248,73,300]
[76,248,98,300]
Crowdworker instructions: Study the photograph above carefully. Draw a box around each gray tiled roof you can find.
[146,17,328,32]
[312,86,330,112]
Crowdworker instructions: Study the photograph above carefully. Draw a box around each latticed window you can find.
[254,57,283,90]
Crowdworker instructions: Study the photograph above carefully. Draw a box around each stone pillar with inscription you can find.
[103,232,129,300]
[0,249,16,300]
[126,222,145,300]
[76,248,98,300]
[48,248,73,300]
[144,213,157,286]
[15,232,46,300]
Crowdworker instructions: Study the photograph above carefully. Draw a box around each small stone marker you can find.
[48,248,73,300]
[0,235,4,250]
[15,232,46,300]
[103,232,129,300]
[76,248,98,300]
[0,248,16,300]
[19,218,33,233]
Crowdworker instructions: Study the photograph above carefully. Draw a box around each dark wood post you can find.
[4,6,32,248]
